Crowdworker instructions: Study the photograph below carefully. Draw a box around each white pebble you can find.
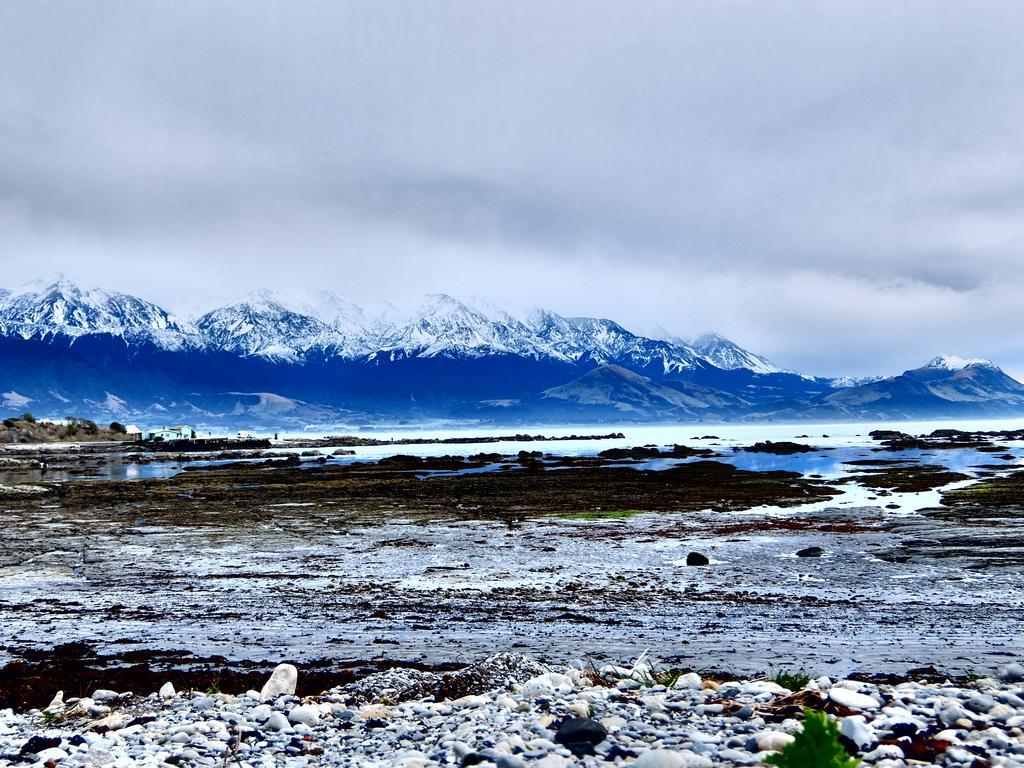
[520,672,574,697]
[288,704,321,726]
[36,747,69,762]
[673,673,702,690]
[84,745,116,766]
[829,688,880,710]
[91,713,125,731]
[265,711,291,732]
[633,749,713,768]
[839,715,876,749]
[756,731,795,752]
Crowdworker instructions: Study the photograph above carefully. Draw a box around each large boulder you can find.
[260,663,298,701]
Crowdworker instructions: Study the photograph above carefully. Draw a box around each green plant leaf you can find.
[765,709,860,768]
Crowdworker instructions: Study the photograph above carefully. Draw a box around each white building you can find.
[146,425,197,441]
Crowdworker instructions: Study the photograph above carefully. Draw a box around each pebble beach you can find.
[4,654,1024,768]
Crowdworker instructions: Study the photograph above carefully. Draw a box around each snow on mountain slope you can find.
[258,288,401,344]
[373,294,544,360]
[828,356,1024,408]
[366,299,709,371]
[828,375,884,389]
[236,288,394,358]
[688,332,785,374]
[0,289,9,335]
[522,309,597,364]
[266,288,367,333]
[195,293,347,361]
[905,356,1024,403]
[525,309,705,373]
[922,354,998,372]
[0,279,197,350]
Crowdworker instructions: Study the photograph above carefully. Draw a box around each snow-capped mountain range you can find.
[0,280,753,373]
[1,279,1021,426]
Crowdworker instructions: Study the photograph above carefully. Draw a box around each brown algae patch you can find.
[942,470,1024,508]
[840,464,971,493]
[25,457,843,527]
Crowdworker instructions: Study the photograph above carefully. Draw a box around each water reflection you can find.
[1,419,1021,485]
[706,445,1021,479]
[0,457,190,485]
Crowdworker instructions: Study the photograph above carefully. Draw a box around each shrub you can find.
[65,417,98,434]
[766,709,859,768]
[109,421,127,434]
[19,411,35,423]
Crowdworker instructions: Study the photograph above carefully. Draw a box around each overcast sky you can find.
[2,1,1023,377]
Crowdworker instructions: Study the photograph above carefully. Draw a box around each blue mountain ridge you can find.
[1,281,1021,427]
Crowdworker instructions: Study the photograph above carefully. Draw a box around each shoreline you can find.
[0,642,1010,714]
[3,651,1023,766]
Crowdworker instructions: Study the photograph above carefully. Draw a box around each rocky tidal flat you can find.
[1,427,1023,765]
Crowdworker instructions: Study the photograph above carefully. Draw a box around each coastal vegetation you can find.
[0,413,128,444]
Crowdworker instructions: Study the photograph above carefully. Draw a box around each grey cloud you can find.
[1,1,1023,377]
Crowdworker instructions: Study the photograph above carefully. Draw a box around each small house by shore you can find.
[146,425,197,442]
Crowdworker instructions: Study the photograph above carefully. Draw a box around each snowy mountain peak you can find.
[417,293,484,320]
[409,294,523,326]
[11,275,77,296]
[829,374,884,389]
[252,288,368,332]
[524,309,704,373]
[236,290,292,314]
[0,278,195,350]
[924,354,997,371]
[692,332,728,346]
[195,298,344,362]
[689,332,784,375]
[524,307,574,333]
[375,294,537,359]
